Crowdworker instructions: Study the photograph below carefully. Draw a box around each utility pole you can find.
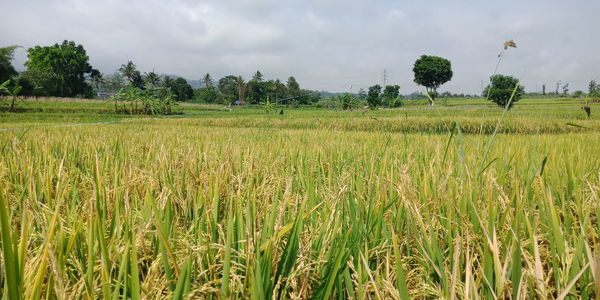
[382,69,387,88]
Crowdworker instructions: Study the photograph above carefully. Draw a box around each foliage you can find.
[112,86,176,114]
[89,69,104,91]
[246,71,266,104]
[266,79,287,103]
[195,86,220,103]
[24,40,95,97]
[97,73,126,93]
[164,77,194,101]
[18,68,52,96]
[382,85,402,107]
[0,80,23,111]
[413,55,453,104]
[382,85,400,100]
[234,76,246,103]
[315,98,340,109]
[483,74,524,109]
[0,79,10,94]
[202,73,214,88]
[119,61,145,89]
[589,80,599,102]
[246,80,266,104]
[0,45,20,84]
[357,88,366,100]
[367,84,382,108]
[263,96,274,113]
[218,75,239,104]
[286,76,300,98]
[335,93,361,110]
[144,71,161,88]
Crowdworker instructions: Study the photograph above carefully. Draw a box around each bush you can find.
[483,75,524,109]
[338,93,361,110]
[112,86,176,115]
[315,98,340,110]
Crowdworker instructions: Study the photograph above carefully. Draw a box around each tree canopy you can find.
[367,84,382,108]
[413,55,453,104]
[25,40,96,97]
[164,77,194,101]
[483,74,524,109]
[0,46,19,84]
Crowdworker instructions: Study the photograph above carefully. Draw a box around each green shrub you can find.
[483,74,524,109]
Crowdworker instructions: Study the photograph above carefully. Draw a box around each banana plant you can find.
[264,96,274,113]
[0,80,23,112]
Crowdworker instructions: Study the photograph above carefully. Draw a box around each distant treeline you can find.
[0,40,321,105]
[3,41,597,109]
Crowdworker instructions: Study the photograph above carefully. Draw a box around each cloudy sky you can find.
[1,0,599,93]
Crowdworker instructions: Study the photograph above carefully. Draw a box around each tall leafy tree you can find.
[266,79,287,103]
[0,45,20,84]
[25,40,95,97]
[382,85,401,107]
[286,76,300,98]
[19,68,51,96]
[164,77,194,101]
[382,85,400,100]
[218,75,239,103]
[413,55,453,104]
[195,86,219,103]
[367,84,382,108]
[247,70,266,103]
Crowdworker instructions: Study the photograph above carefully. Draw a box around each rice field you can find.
[0,98,599,299]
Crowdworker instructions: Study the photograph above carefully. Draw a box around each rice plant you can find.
[0,115,598,298]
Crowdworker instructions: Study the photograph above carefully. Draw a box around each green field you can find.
[0,98,599,299]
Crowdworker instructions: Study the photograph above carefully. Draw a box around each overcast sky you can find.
[1,0,599,93]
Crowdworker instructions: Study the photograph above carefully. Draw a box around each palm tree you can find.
[89,69,104,90]
[162,76,173,88]
[202,73,213,88]
[144,71,161,88]
[118,61,138,84]
[235,76,246,104]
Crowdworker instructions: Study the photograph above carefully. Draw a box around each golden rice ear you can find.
[503,40,517,49]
